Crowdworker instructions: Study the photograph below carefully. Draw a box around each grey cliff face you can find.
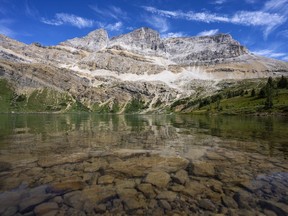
[109,27,165,54]
[163,34,249,66]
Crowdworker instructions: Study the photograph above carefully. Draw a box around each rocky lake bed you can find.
[0,114,287,215]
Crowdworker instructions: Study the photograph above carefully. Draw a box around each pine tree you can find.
[264,77,274,109]
[277,75,287,89]
[259,88,266,98]
[251,88,256,97]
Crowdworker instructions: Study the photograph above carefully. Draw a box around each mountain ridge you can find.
[0,27,287,113]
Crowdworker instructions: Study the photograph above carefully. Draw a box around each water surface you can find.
[0,114,287,215]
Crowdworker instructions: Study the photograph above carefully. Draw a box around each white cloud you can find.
[197,29,219,36]
[282,56,288,61]
[278,29,288,38]
[143,6,180,19]
[0,25,14,36]
[145,15,169,33]
[90,5,127,20]
[252,49,287,58]
[110,6,128,19]
[41,13,94,28]
[142,6,230,23]
[264,0,288,15]
[161,32,186,38]
[261,0,288,37]
[100,21,123,31]
[25,1,39,18]
[142,5,287,38]
[231,11,285,38]
[245,0,258,4]
[213,0,227,4]
[126,26,134,31]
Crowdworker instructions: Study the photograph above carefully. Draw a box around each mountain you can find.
[0,27,288,113]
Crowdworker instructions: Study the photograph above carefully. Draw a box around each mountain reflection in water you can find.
[0,114,287,158]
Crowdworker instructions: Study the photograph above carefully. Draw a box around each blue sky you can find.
[0,0,287,61]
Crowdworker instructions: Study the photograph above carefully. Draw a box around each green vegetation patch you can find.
[172,76,288,115]
[25,88,72,112]
[0,79,14,112]
[0,79,89,113]
[125,98,146,113]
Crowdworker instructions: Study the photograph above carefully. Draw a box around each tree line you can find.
[197,75,288,110]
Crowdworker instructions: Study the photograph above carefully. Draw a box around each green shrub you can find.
[125,99,146,113]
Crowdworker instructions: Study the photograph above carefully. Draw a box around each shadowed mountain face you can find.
[0,27,288,113]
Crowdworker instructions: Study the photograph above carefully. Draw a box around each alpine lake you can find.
[0,113,287,216]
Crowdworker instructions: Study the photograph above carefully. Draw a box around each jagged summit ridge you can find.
[109,27,164,52]
[57,27,249,65]
[163,33,249,65]
[60,28,109,52]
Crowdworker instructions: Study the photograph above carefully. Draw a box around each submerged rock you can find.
[183,181,208,197]
[47,181,85,194]
[38,153,89,168]
[156,191,177,202]
[19,194,53,213]
[198,199,216,211]
[109,155,189,177]
[158,199,171,211]
[173,169,189,185]
[97,175,115,185]
[191,161,215,177]
[145,171,171,188]
[33,202,58,216]
[82,185,117,205]
[117,188,147,210]
[83,158,109,173]
[137,183,156,199]
[259,200,288,216]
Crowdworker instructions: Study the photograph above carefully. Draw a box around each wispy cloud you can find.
[25,0,39,18]
[144,15,169,33]
[126,26,134,31]
[245,0,258,4]
[277,29,288,38]
[264,0,288,15]
[142,6,230,23]
[162,32,186,38]
[0,19,15,36]
[142,4,287,38]
[282,56,288,62]
[213,0,227,4]
[252,49,287,58]
[41,13,94,28]
[231,11,285,38]
[90,5,127,20]
[100,21,123,31]
[197,29,219,36]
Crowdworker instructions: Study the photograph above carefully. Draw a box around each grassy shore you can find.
[172,76,288,115]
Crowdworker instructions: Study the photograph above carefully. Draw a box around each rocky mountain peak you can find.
[87,28,108,38]
[59,28,109,52]
[109,27,162,52]
[112,27,160,41]
[161,33,249,65]
[208,34,243,47]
